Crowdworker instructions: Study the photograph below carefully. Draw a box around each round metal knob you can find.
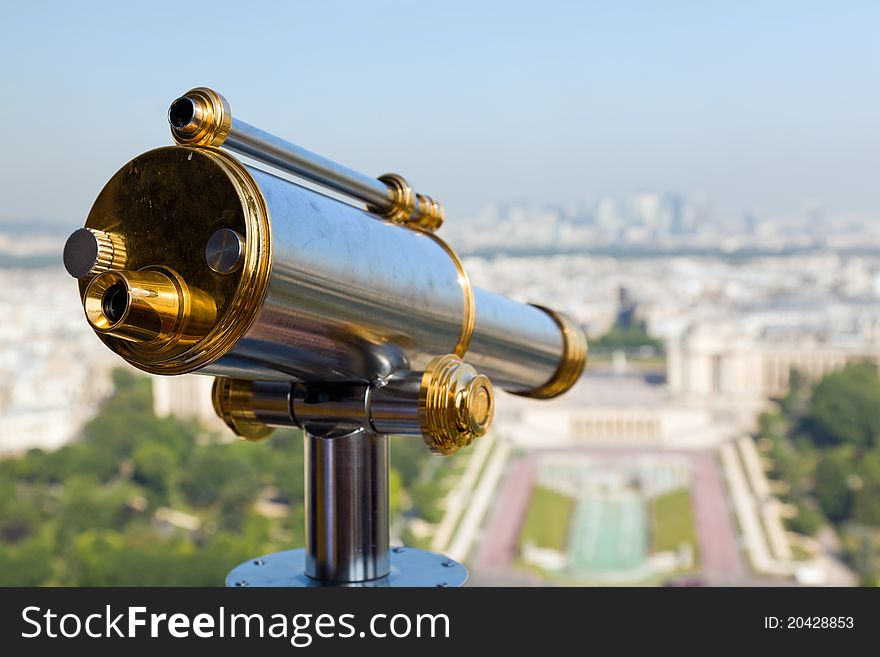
[211,378,275,442]
[205,228,245,274]
[63,228,126,279]
[419,354,494,456]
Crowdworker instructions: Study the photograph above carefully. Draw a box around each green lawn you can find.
[650,488,698,557]
[519,486,575,551]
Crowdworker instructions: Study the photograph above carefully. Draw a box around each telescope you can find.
[63,87,588,587]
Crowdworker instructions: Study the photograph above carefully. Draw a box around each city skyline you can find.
[4,186,879,265]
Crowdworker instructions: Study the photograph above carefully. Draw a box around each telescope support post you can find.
[225,428,468,587]
[305,430,391,583]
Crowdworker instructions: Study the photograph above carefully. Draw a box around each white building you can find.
[152,374,228,433]
[0,268,116,456]
[498,374,727,450]
[668,317,880,401]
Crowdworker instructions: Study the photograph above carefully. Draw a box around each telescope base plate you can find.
[226,547,467,588]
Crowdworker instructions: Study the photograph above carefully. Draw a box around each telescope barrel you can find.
[68,145,585,398]
[168,88,444,232]
[224,116,393,210]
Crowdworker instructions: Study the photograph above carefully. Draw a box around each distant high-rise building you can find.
[630,193,661,230]
[688,192,712,232]
[596,197,619,234]
[742,210,759,236]
[662,194,685,236]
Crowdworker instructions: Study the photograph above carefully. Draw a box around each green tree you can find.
[389,467,404,517]
[265,429,306,503]
[777,368,809,418]
[757,411,784,439]
[852,448,880,526]
[56,476,144,545]
[847,527,879,588]
[183,444,260,510]
[0,538,53,586]
[785,499,824,536]
[803,362,880,448]
[390,437,431,487]
[591,323,664,353]
[70,529,254,586]
[813,448,855,522]
[132,442,176,503]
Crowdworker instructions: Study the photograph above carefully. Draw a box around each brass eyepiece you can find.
[84,269,216,347]
[419,354,494,456]
[168,87,231,147]
[85,269,182,342]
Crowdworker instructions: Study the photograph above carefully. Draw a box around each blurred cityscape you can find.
[1,192,879,586]
[444,194,880,256]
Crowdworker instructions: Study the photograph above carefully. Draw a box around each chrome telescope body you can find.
[65,89,587,409]
[63,87,587,586]
[67,145,583,395]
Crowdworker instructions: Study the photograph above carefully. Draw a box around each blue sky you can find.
[1,1,878,226]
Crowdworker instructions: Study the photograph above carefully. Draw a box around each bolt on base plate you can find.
[226,547,467,588]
